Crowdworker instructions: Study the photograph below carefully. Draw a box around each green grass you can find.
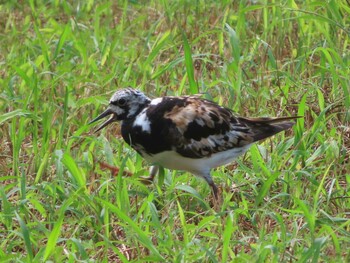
[1,0,349,262]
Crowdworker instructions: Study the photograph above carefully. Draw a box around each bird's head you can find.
[89,88,151,132]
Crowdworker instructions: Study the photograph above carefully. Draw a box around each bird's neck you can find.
[126,99,151,120]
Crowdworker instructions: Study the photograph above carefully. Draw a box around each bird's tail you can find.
[239,116,301,142]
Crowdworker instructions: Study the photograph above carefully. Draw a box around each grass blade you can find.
[182,31,198,94]
[0,109,40,125]
[222,212,234,262]
[255,171,279,207]
[43,198,73,261]
[62,153,86,189]
[96,197,164,261]
[54,23,71,59]
[15,212,33,261]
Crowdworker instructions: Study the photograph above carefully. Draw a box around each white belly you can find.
[142,145,251,174]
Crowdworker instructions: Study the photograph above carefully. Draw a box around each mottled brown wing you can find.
[163,97,299,158]
[162,97,250,158]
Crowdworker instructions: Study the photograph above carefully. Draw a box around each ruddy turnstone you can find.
[89,88,298,199]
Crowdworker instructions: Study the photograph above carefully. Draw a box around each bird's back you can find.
[126,95,298,160]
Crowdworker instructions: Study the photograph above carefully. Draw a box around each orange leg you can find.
[98,162,159,185]
[98,161,133,177]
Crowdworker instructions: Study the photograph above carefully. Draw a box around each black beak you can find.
[89,108,116,132]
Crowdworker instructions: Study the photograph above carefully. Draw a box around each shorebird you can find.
[90,88,298,198]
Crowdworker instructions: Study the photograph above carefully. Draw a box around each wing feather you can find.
[144,96,297,158]
[161,97,252,158]
[147,96,299,159]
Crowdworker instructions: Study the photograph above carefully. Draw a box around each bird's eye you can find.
[118,98,126,106]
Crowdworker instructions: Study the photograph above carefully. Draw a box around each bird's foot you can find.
[139,175,155,185]
[98,161,133,177]
[138,166,158,185]
[98,162,158,186]
[209,183,223,210]
[211,193,222,211]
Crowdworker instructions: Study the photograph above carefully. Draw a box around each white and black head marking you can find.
[89,88,151,132]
